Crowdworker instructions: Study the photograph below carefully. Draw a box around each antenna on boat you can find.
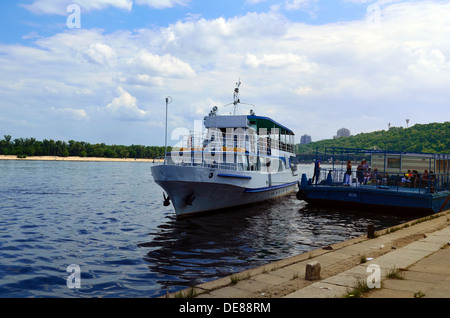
[224,78,255,115]
[233,79,241,115]
[164,96,172,166]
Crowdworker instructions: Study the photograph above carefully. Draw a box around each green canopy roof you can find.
[247,116,294,136]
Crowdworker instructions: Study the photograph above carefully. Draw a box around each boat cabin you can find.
[371,152,450,174]
[169,110,297,173]
[203,114,295,154]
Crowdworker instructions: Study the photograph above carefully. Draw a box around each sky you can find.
[1,0,450,147]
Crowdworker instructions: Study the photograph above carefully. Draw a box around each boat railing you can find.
[165,153,265,172]
[164,150,295,173]
[312,168,450,193]
[172,132,295,155]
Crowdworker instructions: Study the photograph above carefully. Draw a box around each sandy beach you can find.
[0,155,163,163]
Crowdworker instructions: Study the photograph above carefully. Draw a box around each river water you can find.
[0,160,424,298]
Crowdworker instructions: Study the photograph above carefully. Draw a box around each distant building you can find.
[300,134,312,144]
[334,128,351,139]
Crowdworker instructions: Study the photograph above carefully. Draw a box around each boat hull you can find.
[151,164,298,217]
[298,185,450,214]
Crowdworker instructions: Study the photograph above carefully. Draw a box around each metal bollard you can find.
[367,224,375,239]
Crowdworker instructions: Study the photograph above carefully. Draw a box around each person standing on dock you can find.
[312,158,321,184]
[344,160,352,186]
[356,161,364,185]
[362,159,369,171]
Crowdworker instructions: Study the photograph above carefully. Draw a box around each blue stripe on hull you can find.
[217,173,252,179]
[245,181,299,193]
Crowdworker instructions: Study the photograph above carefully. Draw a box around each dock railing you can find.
[307,147,450,194]
[313,168,450,194]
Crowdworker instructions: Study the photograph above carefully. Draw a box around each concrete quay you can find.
[171,210,450,299]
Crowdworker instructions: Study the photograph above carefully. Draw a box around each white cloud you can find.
[106,87,150,121]
[82,43,118,66]
[295,86,314,96]
[243,53,317,73]
[159,12,289,66]
[246,0,265,4]
[284,0,315,11]
[131,50,195,77]
[21,0,189,14]
[21,0,133,15]
[50,107,90,120]
[135,0,190,9]
[77,0,133,11]
[126,74,165,86]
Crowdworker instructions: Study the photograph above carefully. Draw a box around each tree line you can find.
[2,121,448,159]
[296,122,450,158]
[0,135,172,159]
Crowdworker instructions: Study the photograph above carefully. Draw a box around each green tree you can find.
[297,122,450,157]
[0,135,12,155]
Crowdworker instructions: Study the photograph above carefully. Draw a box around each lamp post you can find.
[164,96,172,165]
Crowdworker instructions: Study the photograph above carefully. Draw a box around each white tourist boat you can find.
[151,82,299,217]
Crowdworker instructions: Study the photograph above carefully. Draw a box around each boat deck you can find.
[312,182,436,194]
[298,147,450,213]
[299,175,450,213]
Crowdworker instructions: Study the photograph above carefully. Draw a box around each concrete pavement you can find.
[286,219,450,298]
[365,236,450,298]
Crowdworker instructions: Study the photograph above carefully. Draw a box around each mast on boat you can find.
[224,79,255,116]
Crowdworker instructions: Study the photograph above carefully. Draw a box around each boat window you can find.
[237,154,248,171]
[279,159,284,172]
[247,129,257,154]
[387,157,401,169]
[248,155,260,171]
